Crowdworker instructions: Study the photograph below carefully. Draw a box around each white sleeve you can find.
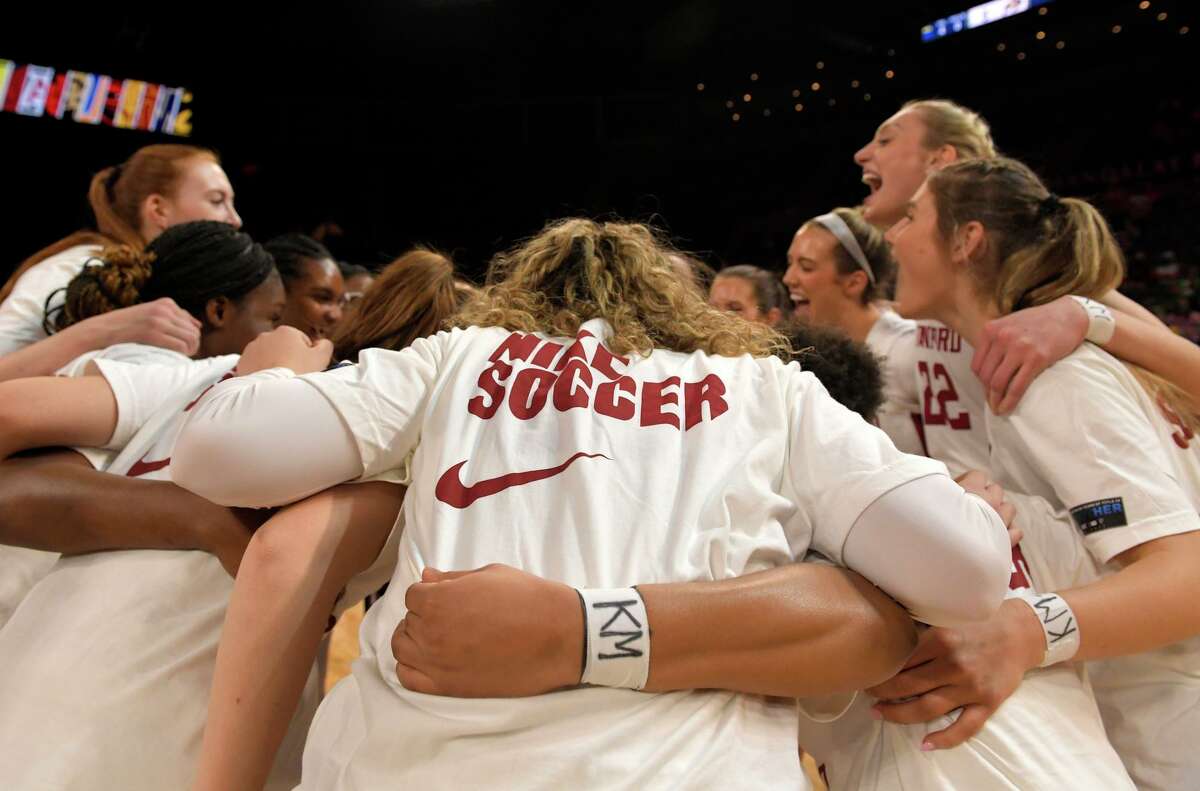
[991,360,1200,564]
[172,335,445,507]
[0,247,93,356]
[782,369,948,563]
[171,369,363,507]
[842,477,1011,626]
[90,359,212,450]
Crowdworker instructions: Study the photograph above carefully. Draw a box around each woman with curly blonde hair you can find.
[174,217,1011,790]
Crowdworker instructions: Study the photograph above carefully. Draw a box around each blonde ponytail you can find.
[928,156,1197,429]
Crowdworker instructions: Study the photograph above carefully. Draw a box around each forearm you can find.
[0,453,242,557]
[1099,309,1200,410]
[0,324,102,383]
[1100,289,1167,329]
[193,483,399,791]
[1059,534,1200,662]
[639,564,916,696]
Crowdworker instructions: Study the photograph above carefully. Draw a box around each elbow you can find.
[837,577,919,689]
[927,548,1010,627]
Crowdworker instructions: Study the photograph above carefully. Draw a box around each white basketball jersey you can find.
[912,321,990,476]
[865,310,924,457]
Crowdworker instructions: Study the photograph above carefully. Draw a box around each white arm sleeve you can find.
[174,336,446,506]
[171,369,363,507]
[842,475,1010,627]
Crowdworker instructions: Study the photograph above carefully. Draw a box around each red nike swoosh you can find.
[127,456,171,478]
[435,451,610,509]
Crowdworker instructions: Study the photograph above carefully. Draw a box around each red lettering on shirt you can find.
[640,377,681,428]
[684,374,728,430]
[591,341,630,380]
[595,376,636,420]
[916,326,965,354]
[509,367,557,420]
[553,359,592,411]
[489,332,541,364]
[470,331,729,431]
[468,359,512,419]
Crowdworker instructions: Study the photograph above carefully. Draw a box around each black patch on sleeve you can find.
[1070,497,1128,535]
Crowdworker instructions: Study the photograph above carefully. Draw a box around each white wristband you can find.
[1069,296,1116,346]
[1013,590,1080,667]
[577,587,651,689]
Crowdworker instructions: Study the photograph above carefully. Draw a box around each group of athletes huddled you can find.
[0,96,1197,791]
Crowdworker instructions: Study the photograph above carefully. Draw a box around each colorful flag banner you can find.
[0,58,191,136]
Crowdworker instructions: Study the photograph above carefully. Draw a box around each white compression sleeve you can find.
[172,369,363,508]
[841,474,1010,627]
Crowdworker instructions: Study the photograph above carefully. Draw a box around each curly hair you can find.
[782,321,884,421]
[454,218,788,358]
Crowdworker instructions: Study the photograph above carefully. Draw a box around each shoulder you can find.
[19,244,102,282]
[6,244,102,298]
[1020,343,1134,406]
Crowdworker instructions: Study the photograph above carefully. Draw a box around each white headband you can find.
[810,213,875,285]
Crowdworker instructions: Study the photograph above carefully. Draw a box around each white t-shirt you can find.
[865,309,925,457]
[798,489,1133,790]
[0,343,193,630]
[284,319,945,790]
[913,321,990,476]
[987,343,1200,791]
[0,353,357,791]
[0,244,101,355]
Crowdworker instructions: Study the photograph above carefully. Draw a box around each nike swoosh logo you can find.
[435,451,610,509]
[127,456,171,478]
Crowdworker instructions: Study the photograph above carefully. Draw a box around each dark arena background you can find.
[3,0,1197,335]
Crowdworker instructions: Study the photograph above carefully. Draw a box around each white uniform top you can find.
[865,309,924,457]
[243,319,949,790]
[0,353,397,791]
[987,343,1200,791]
[797,489,1133,790]
[0,343,191,630]
[0,244,100,354]
[913,320,990,476]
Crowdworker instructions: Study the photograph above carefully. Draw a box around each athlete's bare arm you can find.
[391,562,917,700]
[0,450,263,577]
[0,374,117,459]
[972,291,1199,414]
[392,473,1012,700]
[870,530,1200,750]
[0,298,201,383]
[192,482,402,791]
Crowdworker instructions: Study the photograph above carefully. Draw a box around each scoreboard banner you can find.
[0,59,192,137]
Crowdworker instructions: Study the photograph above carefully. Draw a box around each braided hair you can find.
[49,220,276,332]
[263,234,333,288]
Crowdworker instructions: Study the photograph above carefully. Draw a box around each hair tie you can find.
[1037,193,1066,219]
[105,163,124,196]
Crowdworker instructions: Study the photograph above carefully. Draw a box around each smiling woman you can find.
[264,234,346,339]
[0,145,244,381]
[853,99,996,229]
[708,264,787,325]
